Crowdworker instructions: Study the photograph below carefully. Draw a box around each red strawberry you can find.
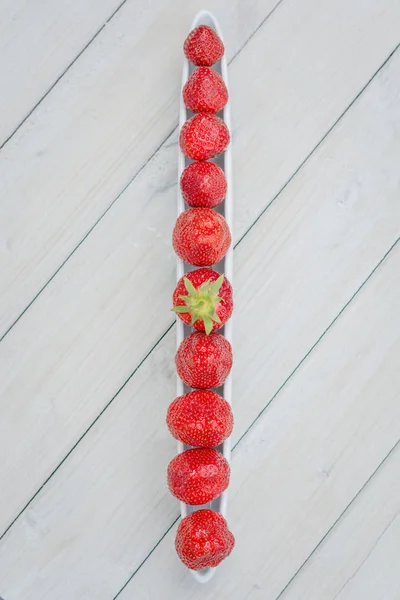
[173,208,231,266]
[172,268,233,334]
[184,25,224,67]
[167,390,233,447]
[175,509,235,570]
[180,162,227,208]
[180,113,230,161]
[168,448,229,505]
[175,332,232,389]
[183,67,228,114]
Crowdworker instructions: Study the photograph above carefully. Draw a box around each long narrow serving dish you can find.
[176,10,233,584]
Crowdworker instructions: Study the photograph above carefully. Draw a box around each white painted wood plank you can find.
[279,444,400,600]
[231,53,400,445]
[1,2,400,537]
[115,231,400,600]
[334,517,400,600]
[0,0,123,143]
[1,1,399,338]
[1,42,400,600]
[0,0,278,334]
[230,0,400,241]
[1,207,399,600]
[0,0,279,533]
[0,335,179,599]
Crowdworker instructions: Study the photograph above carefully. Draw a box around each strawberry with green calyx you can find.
[172,268,233,335]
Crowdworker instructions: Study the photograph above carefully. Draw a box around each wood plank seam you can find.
[227,0,284,64]
[2,34,400,597]
[234,236,400,449]
[0,0,284,344]
[111,240,400,599]
[113,519,178,599]
[275,438,400,600]
[330,515,398,600]
[1,42,398,543]
[0,0,130,151]
[2,226,398,596]
[0,132,172,344]
[0,322,174,542]
[235,39,400,248]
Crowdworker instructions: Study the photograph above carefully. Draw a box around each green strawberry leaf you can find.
[172,306,192,313]
[203,316,213,335]
[183,277,197,297]
[210,274,224,295]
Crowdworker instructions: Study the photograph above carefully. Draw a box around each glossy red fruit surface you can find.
[180,113,230,161]
[172,208,231,267]
[183,67,228,114]
[180,162,227,208]
[172,268,233,334]
[167,390,233,447]
[183,25,224,67]
[175,509,235,570]
[175,332,232,389]
[168,447,229,505]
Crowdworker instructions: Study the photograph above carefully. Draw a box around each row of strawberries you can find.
[167,25,235,572]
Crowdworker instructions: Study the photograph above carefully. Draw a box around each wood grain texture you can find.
[231,44,400,447]
[1,39,400,599]
[116,231,400,600]
[280,443,400,600]
[0,0,280,533]
[0,0,399,537]
[0,0,123,143]
[333,517,400,600]
[0,0,278,335]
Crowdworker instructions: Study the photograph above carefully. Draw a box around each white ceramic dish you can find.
[175,10,233,584]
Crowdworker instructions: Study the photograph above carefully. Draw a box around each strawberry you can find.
[172,208,231,266]
[168,448,229,505]
[180,113,230,161]
[180,162,227,208]
[183,67,228,114]
[172,268,233,334]
[184,25,224,67]
[175,509,235,570]
[167,390,233,447]
[175,332,232,389]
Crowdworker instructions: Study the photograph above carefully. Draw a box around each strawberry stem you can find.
[172,275,225,335]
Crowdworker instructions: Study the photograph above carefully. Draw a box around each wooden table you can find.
[0,1,399,598]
